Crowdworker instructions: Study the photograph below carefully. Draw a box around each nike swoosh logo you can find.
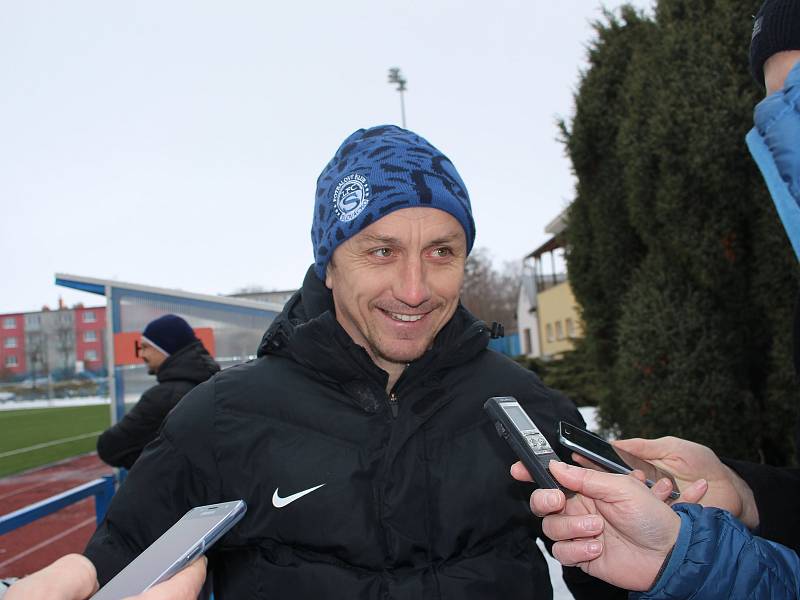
[272,483,326,508]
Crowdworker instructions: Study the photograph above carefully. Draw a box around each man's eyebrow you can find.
[355,234,403,246]
[427,233,462,245]
[354,232,463,246]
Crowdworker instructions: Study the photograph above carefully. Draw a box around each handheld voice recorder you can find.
[484,396,565,491]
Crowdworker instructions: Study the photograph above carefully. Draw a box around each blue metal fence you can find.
[0,475,115,536]
[488,332,521,357]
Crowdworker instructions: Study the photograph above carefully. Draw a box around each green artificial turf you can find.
[0,405,110,478]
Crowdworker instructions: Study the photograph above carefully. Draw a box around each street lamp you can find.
[387,67,407,128]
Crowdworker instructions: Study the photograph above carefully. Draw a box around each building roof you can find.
[545,207,569,236]
[55,274,285,313]
[524,234,564,260]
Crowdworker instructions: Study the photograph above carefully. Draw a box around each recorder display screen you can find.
[503,403,536,432]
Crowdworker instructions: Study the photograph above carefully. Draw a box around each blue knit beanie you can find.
[142,314,197,356]
[311,125,476,280]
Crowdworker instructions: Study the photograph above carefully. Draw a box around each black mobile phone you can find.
[558,421,680,500]
[92,500,247,599]
[484,396,564,492]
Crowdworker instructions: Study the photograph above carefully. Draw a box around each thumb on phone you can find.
[124,556,207,600]
[612,438,667,462]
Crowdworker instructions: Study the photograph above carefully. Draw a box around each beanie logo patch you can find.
[752,16,762,39]
[333,173,370,222]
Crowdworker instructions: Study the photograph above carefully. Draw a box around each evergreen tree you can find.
[564,0,799,462]
[563,7,652,418]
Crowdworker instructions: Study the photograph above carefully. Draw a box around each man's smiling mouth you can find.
[379,308,427,322]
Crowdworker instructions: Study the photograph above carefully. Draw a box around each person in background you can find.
[746,0,800,464]
[96,314,220,469]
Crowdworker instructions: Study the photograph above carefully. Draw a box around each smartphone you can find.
[91,500,247,599]
[558,421,680,500]
[484,396,566,492]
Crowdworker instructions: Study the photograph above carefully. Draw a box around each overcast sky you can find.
[0,0,654,314]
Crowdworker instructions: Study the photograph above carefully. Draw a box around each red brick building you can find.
[0,313,26,376]
[73,307,106,372]
[0,305,106,379]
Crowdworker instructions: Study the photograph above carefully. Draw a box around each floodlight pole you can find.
[387,67,407,128]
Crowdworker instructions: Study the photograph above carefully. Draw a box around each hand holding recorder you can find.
[512,461,682,591]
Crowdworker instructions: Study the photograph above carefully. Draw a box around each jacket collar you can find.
[156,340,220,384]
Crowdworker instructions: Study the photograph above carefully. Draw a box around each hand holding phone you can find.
[558,422,680,500]
[91,500,246,600]
[126,555,207,600]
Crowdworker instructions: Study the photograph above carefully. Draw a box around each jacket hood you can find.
[257,265,491,386]
[157,340,220,384]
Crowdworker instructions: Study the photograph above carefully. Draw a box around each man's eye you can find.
[373,248,393,258]
[432,247,452,257]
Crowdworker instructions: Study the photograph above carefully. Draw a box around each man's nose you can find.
[393,256,432,307]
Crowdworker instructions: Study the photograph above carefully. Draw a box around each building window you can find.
[85,350,98,361]
[83,330,97,342]
[25,314,40,327]
[546,323,554,342]
[4,337,17,349]
[83,311,96,323]
[555,321,564,340]
[2,317,15,330]
[523,328,532,355]
[5,355,17,367]
[566,318,575,338]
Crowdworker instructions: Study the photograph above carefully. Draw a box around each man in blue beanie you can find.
[9,126,618,600]
[96,314,220,469]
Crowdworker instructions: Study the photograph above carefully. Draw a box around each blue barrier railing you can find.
[0,474,115,536]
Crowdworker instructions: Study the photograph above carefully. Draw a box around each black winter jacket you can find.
[96,340,220,469]
[85,267,624,599]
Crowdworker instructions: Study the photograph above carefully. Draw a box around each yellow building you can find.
[517,207,583,359]
[537,280,582,357]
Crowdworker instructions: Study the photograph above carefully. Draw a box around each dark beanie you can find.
[311,125,476,280]
[142,314,197,356]
[750,0,800,86]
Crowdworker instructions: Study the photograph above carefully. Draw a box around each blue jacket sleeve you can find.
[632,504,800,600]
[746,61,800,260]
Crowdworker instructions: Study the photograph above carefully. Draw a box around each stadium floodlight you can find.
[387,67,407,128]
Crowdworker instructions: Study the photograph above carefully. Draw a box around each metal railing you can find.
[0,475,115,536]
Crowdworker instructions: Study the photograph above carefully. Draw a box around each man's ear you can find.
[325,263,334,290]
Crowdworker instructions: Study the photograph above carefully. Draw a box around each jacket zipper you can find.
[388,392,399,418]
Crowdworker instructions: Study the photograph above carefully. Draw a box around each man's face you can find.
[325,207,467,374]
[140,339,167,375]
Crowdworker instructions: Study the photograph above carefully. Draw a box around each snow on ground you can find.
[0,397,109,411]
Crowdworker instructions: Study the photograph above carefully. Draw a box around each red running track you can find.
[0,453,113,578]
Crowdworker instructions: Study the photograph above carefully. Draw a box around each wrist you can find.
[73,554,99,594]
[51,554,99,596]
[724,465,759,529]
[6,554,98,600]
[643,507,681,590]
